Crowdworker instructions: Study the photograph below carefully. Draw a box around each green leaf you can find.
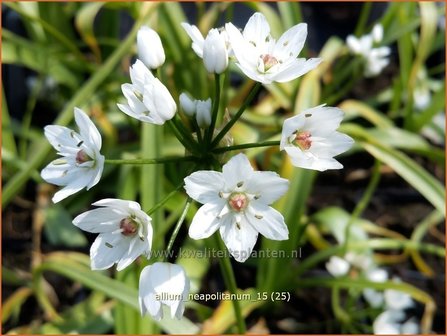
[75,2,105,62]
[44,205,88,247]
[362,142,445,216]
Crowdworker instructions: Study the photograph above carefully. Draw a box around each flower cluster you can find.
[326,252,419,334]
[40,11,354,323]
[346,24,391,77]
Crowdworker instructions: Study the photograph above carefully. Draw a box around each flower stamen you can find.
[120,217,139,237]
[291,131,312,150]
[260,54,279,71]
[228,192,249,212]
[76,149,91,164]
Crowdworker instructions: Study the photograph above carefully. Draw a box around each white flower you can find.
[225,12,321,84]
[117,60,176,125]
[421,112,445,145]
[373,310,419,335]
[73,199,152,271]
[139,262,189,320]
[280,105,354,171]
[184,153,289,262]
[41,108,104,203]
[326,256,350,277]
[137,26,165,69]
[346,25,390,77]
[203,28,229,74]
[181,23,229,74]
[179,93,212,128]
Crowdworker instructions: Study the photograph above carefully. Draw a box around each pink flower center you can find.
[76,149,90,164]
[228,192,249,212]
[292,131,312,150]
[120,218,138,236]
[261,54,279,71]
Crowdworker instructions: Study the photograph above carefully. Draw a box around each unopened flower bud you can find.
[179,93,197,117]
[203,29,228,74]
[195,98,212,128]
[137,26,165,69]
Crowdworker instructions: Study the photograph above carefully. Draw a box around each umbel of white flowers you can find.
[41,108,104,203]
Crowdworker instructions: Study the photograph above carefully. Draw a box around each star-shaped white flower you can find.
[280,105,354,171]
[225,12,321,84]
[139,262,190,320]
[184,153,289,262]
[117,59,176,125]
[41,108,104,203]
[73,199,153,271]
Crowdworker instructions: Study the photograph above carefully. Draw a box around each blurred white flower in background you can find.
[346,24,391,77]
[225,12,321,84]
[41,108,104,203]
[373,310,419,335]
[179,92,212,128]
[326,255,350,277]
[117,60,176,125]
[184,153,289,262]
[137,26,166,69]
[280,105,354,171]
[181,23,229,74]
[73,199,153,271]
[139,262,190,320]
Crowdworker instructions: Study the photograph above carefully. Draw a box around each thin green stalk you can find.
[331,286,350,324]
[105,156,195,165]
[354,2,373,36]
[343,159,381,253]
[214,235,246,334]
[206,73,221,146]
[164,198,192,260]
[3,9,156,208]
[147,182,186,216]
[211,82,262,148]
[212,140,280,154]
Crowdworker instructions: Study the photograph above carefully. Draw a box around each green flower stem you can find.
[206,73,221,146]
[167,120,192,150]
[354,2,373,36]
[164,198,192,261]
[147,183,185,216]
[331,286,350,324]
[212,140,280,154]
[214,235,246,334]
[105,156,195,165]
[211,82,262,148]
[2,9,156,208]
[342,159,381,254]
[171,115,200,153]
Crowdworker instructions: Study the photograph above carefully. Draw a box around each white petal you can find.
[72,208,124,233]
[372,24,384,43]
[222,153,254,190]
[274,23,307,59]
[384,289,414,311]
[181,22,205,58]
[92,198,142,212]
[373,310,404,335]
[247,203,288,240]
[74,108,102,150]
[130,59,154,91]
[184,170,224,204]
[302,105,344,135]
[117,238,150,271]
[363,288,384,308]
[270,58,321,83]
[44,125,81,151]
[52,174,90,203]
[188,202,225,239]
[203,29,228,74]
[139,265,163,319]
[90,233,129,270]
[179,92,197,117]
[280,114,306,150]
[242,12,271,51]
[219,215,258,262]
[245,171,289,205]
[41,161,81,186]
[401,318,419,334]
[195,98,212,128]
[143,79,177,124]
[86,153,105,189]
